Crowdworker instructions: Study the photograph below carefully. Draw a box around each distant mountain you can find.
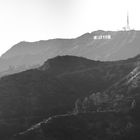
[1,30,140,76]
[0,55,139,139]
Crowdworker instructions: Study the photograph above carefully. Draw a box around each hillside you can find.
[12,57,140,140]
[0,55,139,139]
[0,30,140,76]
[14,113,136,140]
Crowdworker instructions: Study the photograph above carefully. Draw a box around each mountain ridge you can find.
[0,30,140,77]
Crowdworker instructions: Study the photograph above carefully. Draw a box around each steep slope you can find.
[0,55,138,139]
[73,63,140,113]
[0,30,140,76]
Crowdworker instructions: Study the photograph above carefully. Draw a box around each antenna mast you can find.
[126,11,130,30]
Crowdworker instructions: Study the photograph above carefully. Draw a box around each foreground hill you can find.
[13,57,140,140]
[0,30,140,76]
[0,55,139,139]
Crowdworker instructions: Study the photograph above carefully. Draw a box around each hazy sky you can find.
[0,0,139,56]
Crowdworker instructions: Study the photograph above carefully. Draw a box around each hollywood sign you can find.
[93,35,111,40]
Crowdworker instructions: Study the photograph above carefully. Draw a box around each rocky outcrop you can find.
[74,66,140,114]
[74,92,135,114]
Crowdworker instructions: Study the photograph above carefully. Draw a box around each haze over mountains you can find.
[1,30,140,77]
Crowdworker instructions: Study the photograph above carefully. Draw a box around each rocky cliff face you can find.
[74,64,140,114]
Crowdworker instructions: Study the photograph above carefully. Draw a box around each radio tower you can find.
[126,12,130,30]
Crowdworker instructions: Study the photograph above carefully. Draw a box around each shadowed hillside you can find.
[0,55,139,139]
[12,56,140,140]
